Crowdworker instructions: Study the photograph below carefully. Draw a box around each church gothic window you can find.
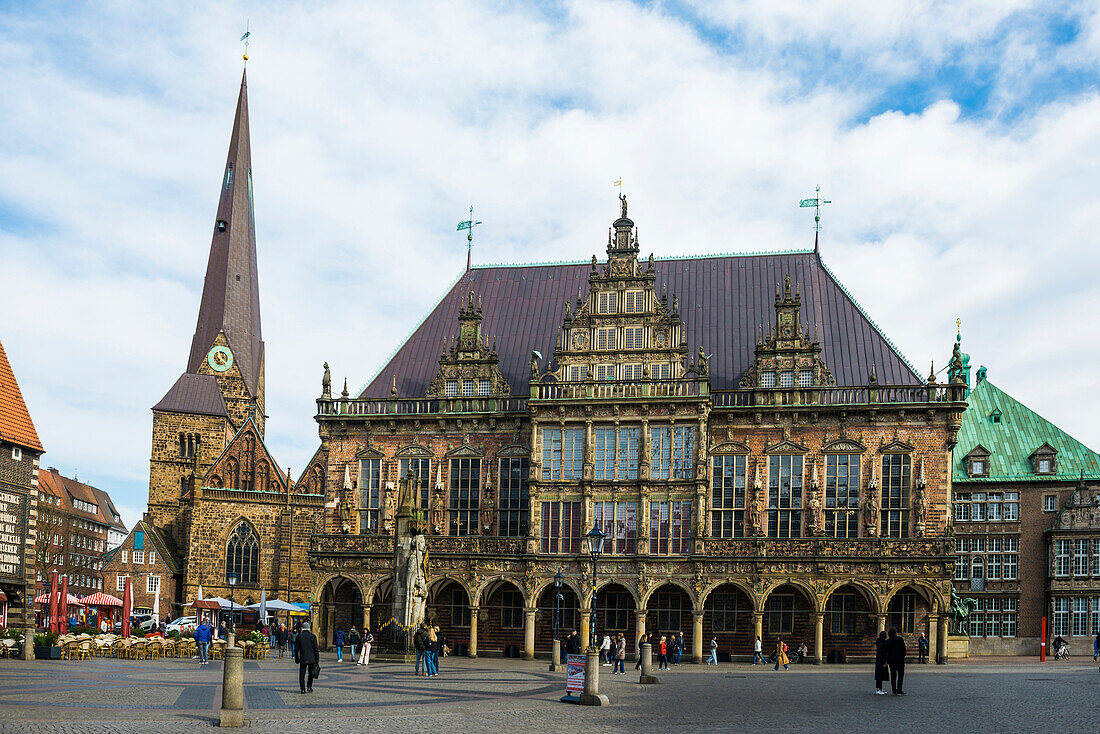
[226,522,259,585]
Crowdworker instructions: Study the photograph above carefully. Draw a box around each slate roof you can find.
[185,69,264,399]
[153,373,229,418]
[0,338,43,452]
[360,250,921,398]
[952,375,1100,482]
[89,485,127,533]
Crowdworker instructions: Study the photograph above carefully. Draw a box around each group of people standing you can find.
[413,622,445,676]
[598,633,628,673]
[874,628,908,695]
[330,626,375,665]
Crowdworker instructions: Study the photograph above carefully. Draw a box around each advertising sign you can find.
[565,653,585,695]
[0,489,28,581]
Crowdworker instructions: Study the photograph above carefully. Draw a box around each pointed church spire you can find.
[186,70,264,398]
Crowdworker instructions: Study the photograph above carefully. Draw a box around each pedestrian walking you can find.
[673,632,683,664]
[706,636,719,665]
[773,636,789,671]
[275,622,288,659]
[334,627,347,662]
[194,618,212,666]
[288,623,298,659]
[886,628,906,695]
[657,635,670,670]
[413,622,430,675]
[1094,632,1100,661]
[425,626,440,677]
[613,633,626,674]
[635,633,649,670]
[357,627,374,665]
[752,635,766,665]
[348,628,360,661]
[917,632,928,664]
[874,630,889,694]
[601,634,612,665]
[295,621,321,693]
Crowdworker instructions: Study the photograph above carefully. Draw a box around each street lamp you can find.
[227,572,238,635]
[553,569,564,645]
[585,525,606,651]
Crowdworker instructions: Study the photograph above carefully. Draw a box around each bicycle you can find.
[767,650,802,665]
[1054,646,1069,661]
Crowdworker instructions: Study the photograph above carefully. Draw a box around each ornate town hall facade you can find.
[308,198,967,664]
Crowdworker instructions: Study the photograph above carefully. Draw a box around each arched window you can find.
[226,522,259,585]
[227,458,240,489]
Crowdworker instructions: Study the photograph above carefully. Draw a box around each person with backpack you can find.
[413,623,430,675]
[773,636,790,671]
[357,627,374,666]
[333,627,347,662]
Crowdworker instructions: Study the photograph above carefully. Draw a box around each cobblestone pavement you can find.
[0,654,1095,733]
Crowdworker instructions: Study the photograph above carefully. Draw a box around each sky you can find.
[2,0,1099,532]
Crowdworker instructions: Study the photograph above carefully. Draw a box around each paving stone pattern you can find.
[0,655,1095,733]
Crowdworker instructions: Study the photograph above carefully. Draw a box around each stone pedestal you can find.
[549,639,566,672]
[638,642,659,684]
[219,646,245,727]
[579,650,609,706]
[947,634,970,660]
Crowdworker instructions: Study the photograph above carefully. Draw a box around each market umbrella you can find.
[121,577,132,637]
[197,585,203,600]
[59,575,69,633]
[48,570,59,633]
[246,599,300,613]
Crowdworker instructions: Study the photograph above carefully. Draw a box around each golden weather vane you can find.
[241,21,251,65]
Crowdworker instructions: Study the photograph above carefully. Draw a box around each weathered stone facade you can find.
[307,203,966,663]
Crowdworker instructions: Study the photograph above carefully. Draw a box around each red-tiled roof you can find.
[360,251,920,398]
[0,338,43,452]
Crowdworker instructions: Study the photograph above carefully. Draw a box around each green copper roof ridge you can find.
[473,249,817,270]
[815,256,922,380]
[355,267,469,398]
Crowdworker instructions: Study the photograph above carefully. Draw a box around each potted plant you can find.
[34,631,61,659]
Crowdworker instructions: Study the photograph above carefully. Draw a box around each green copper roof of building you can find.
[953,373,1100,482]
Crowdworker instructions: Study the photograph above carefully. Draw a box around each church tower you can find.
[147,70,267,544]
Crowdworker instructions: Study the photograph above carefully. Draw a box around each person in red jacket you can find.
[658,635,670,670]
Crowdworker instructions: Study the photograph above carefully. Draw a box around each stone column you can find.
[579,648,609,706]
[523,607,536,660]
[326,604,336,650]
[362,604,372,633]
[692,610,704,663]
[753,611,763,642]
[635,608,647,657]
[468,607,479,658]
[928,614,939,663]
[937,614,949,664]
[813,612,824,665]
[219,644,245,727]
[873,613,886,634]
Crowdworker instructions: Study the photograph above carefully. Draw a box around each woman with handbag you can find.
[773,636,790,671]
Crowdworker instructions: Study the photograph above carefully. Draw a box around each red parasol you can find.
[48,570,59,634]
[58,575,68,633]
[121,577,133,637]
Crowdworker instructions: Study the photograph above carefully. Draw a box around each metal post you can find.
[589,556,598,650]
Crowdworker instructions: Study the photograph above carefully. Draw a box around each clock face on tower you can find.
[207,345,234,373]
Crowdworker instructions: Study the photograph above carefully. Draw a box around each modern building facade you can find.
[0,338,43,634]
[307,200,967,663]
[951,362,1100,655]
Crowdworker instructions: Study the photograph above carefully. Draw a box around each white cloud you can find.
[1,0,1098,518]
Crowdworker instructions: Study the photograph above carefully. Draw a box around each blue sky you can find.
[2,0,1099,529]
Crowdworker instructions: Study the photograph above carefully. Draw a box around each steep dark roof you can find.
[153,373,229,418]
[361,251,920,398]
[185,70,264,397]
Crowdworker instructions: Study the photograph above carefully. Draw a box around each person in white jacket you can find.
[600,634,612,665]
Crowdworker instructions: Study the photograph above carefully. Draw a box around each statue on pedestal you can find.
[404,535,429,629]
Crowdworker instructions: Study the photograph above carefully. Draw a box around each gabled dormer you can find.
[549,197,694,385]
[203,415,286,493]
[739,275,835,392]
[425,289,511,398]
[1030,443,1058,475]
[964,444,991,478]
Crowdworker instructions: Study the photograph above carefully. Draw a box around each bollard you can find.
[579,649,609,706]
[549,639,566,672]
[219,645,245,727]
[639,642,659,684]
[21,626,33,661]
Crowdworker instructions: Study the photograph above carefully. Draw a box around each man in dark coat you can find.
[886,628,906,695]
[295,621,321,693]
[564,629,581,655]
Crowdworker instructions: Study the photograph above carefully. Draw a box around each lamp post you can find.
[553,569,564,644]
[585,525,605,651]
[227,572,238,640]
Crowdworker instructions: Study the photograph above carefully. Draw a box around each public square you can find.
[0,655,1093,733]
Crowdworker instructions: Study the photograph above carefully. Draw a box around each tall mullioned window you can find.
[398,457,431,509]
[825,454,860,538]
[593,501,637,554]
[541,428,583,481]
[711,455,746,538]
[768,455,803,538]
[226,522,259,585]
[881,455,911,538]
[448,458,480,535]
[594,427,640,481]
[498,457,529,537]
[650,426,695,480]
[649,501,691,555]
[540,501,581,554]
[358,458,381,532]
[828,593,857,634]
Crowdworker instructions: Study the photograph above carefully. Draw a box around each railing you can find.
[711,383,966,408]
[316,396,529,417]
[532,377,708,401]
[310,533,526,556]
[701,536,951,558]
[311,534,393,554]
[201,487,324,504]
